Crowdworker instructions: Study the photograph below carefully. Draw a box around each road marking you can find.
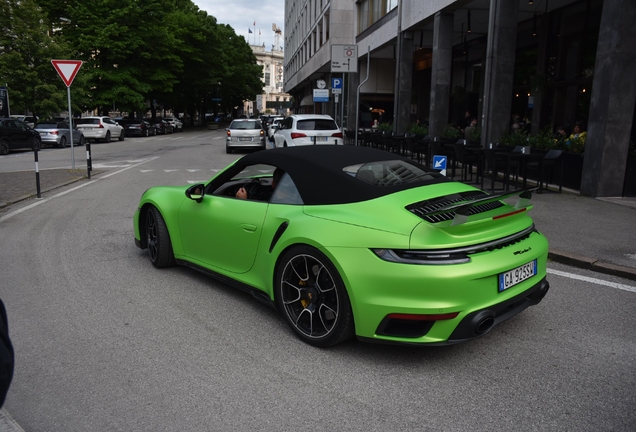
[547,268,636,293]
[0,157,158,223]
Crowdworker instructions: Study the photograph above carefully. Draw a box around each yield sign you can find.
[51,59,83,87]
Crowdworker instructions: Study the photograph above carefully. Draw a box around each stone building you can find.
[243,44,292,117]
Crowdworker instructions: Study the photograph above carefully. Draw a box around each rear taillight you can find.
[98,122,104,128]
[51,131,59,135]
[332,132,343,138]
[291,132,306,139]
[227,130,231,137]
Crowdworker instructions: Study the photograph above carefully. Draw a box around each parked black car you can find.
[150,118,174,135]
[117,119,156,137]
[0,118,42,154]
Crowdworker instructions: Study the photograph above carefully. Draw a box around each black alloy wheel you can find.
[104,131,111,143]
[118,130,125,141]
[59,136,67,148]
[276,246,354,347]
[145,206,175,268]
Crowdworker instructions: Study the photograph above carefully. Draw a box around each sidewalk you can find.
[1,167,635,282]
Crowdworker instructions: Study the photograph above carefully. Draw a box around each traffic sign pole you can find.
[67,86,74,169]
[51,59,83,170]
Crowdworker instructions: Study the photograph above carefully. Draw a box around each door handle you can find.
[240,224,257,232]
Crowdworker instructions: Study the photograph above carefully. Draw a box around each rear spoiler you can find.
[419,188,538,226]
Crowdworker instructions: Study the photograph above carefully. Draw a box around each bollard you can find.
[86,141,92,179]
[33,147,41,198]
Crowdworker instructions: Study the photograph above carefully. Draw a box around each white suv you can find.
[163,116,183,132]
[272,114,343,147]
[76,117,125,142]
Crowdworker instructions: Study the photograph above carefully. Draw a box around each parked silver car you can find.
[35,121,85,148]
[225,119,266,153]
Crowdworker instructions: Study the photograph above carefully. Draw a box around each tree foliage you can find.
[0,0,75,118]
[0,0,263,121]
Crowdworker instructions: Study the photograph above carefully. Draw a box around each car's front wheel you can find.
[275,246,354,347]
[78,136,85,146]
[145,206,175,268]
[118,130,125,141]
[59,136,67,148]
[103,131,111,143]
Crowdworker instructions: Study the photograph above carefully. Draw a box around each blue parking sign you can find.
[332,78,342,89]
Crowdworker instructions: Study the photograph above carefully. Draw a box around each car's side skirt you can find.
[175,259,276,309]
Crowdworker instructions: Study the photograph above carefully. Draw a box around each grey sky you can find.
[191,0,285,51]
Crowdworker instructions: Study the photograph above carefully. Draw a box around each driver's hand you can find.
[236,187,247,199]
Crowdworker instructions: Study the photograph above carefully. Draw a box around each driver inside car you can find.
[236,167,284,201]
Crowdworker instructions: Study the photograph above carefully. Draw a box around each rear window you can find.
[230,121,261,130]
[76,119,100,125]
[344,160,440,186]
[35,123,59,128]
[296,119,338,131]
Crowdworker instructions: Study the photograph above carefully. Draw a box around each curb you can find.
[549,249,636,282]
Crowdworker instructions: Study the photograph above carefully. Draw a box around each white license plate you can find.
[238,137,252,141]
[316,136,328,141]
[498,260,537,292]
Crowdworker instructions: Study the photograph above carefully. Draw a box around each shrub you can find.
[407,123,428,136]
[442,124,462,140]
[378,122,393,132]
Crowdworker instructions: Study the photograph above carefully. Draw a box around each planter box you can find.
[561,152,584,190]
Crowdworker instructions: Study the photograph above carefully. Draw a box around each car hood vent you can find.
[407,191,505,223]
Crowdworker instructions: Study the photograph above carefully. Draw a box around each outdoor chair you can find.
[525,149,563,193]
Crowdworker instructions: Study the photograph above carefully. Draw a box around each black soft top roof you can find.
[235,145,449,205]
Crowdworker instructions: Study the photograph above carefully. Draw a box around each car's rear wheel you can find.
[144,129,149,137]
[118,130,125,141]
[0,139,9,155]
[103,131,111,143]
[145,206,175,268]
[78,136,85,146]
[275,246,354,347]
[59,136,67,148]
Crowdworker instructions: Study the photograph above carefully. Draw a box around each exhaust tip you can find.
[475,316,495,334]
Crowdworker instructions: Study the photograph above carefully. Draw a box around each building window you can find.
[265,72,271,86]
[357,0,398,34]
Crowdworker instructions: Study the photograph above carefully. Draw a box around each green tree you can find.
[55,0,184,116]
[0,0,74,119]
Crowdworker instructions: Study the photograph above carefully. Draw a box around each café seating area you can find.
[348,128,564,193]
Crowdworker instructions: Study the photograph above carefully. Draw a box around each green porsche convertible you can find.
[134,145,549,347]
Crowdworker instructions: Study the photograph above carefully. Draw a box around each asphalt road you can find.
[0,130,634,431]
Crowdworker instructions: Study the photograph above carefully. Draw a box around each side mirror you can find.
[186,183,205,203]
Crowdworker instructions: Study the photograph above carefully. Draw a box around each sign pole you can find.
[51,59,83,170]
[67,86,75,169]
